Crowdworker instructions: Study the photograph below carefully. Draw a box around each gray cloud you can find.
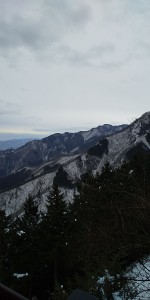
[0,110,20,115]
[0,0,91,59]
[49,45,91,67]
[46,43,116,68]
[1,0,146,70]
[33,128,50,132]
[0,99,22,115]
[128,0,150,15]
[0,15,55,57]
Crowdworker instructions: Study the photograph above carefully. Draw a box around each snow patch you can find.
[13,273,28,279]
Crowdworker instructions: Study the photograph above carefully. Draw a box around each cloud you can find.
[1,0,149,69]
[33,128,50,133]
[0,0,91,59]
[0,111,20,116]
[45,42,116,68]
[0,0,150,69]
[0,99,22,116]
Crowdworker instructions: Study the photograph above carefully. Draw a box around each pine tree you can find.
[20,195,40,242]
[8,195,40,298]
[19,196,40,272]
[0,209,10,283]
[46,183,67,239]
[67,172,102,289]
[40,183,69,290]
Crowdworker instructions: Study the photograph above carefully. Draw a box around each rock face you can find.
[0,112,150,216]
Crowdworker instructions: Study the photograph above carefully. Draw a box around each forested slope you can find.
[1,152,150,299]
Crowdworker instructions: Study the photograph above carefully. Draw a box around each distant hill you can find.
[0,138,37,150]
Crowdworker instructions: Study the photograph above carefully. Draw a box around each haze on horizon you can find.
[0,0,150,140]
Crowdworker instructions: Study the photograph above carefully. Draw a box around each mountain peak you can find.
[140,111,150,123]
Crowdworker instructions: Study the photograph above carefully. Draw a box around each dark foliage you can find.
[88,139,108,157]
[54,166,74,188]
[0,210,11,282]
[1,153,150,299]
[126,142,149,160]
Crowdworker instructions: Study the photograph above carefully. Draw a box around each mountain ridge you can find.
[0,123,127,181]
[0,138,37,151]
[0,112,150,216]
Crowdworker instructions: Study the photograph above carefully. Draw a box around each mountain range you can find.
[0,111,150,216]
[0,138,36,151]
[0,124,126,189]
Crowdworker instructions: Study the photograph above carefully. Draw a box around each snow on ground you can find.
[123,257,150,300]
[98,257,150,299]
[82,128,99,142]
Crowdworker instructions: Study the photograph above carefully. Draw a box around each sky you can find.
[0,0,150,140]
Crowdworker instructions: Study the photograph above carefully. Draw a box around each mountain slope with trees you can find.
[1,151,150,299]
[0,112,150,217]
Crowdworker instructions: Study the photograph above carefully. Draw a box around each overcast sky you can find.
[0,0,150,140]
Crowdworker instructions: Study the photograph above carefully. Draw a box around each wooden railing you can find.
[0,282,29,300]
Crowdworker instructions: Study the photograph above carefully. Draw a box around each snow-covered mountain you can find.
[0,112,150,216]
[0,124,126,191]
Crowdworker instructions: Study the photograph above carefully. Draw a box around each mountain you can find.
[0,124,126,188]
[0,112,150,216]
[0,138,36,150]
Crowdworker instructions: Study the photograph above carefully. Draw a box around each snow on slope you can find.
[82,128,100,142]
[0,172,54,215]
[0,112,150,216]
[0,170,74,216]
[0,154,79,215]
[81,124,126,142]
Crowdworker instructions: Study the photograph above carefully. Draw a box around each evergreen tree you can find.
[67,160,150,294]
[0,209,10,283]
[20,195,40,241]
[40,183,69,292]
[2,153,150,298]
[67,172,102,289]
[45,183,67,239]
[8,196,40,298]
